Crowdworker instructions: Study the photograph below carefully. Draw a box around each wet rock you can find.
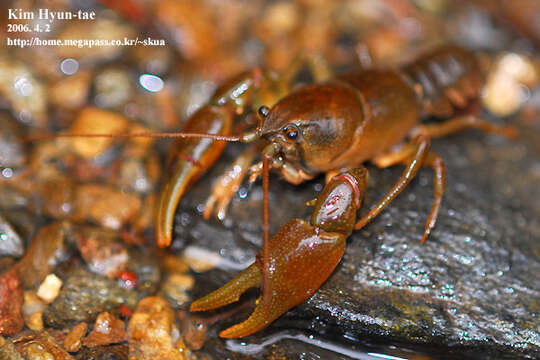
[43,268,138,328]
[160,274,194,308]
[36,176,76,219]
[72,185,141,231]
[50,71,92,110]
[76,226,128,277]
[127,297,184,359]
[56,17,135,62]
[22,291,47,331]
[0,215,24,257]
[0,336,23,360]
[67,107,128,159]
[12,331,73,360]
[0,268,23,336]
[93,68,133,109]
[83,312,127,347]
[181,122,540,358]
[63,322,87,353]
[117,158,157,195]
[482,53,539,116]
[125,248,161,296]
[15,221,71,287]
[75,344,128,360]
[0,111,26,169]
[0,57,48,127]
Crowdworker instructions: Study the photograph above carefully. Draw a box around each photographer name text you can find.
[9,8,96,23]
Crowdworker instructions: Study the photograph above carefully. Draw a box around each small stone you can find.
[161,274,194,307]
[15,222,70,287]
[0,336,23,359]
[12,331,73,360]
[0,215,24,257]
[128,297,184,360]
[26,312,44,332]
[73,185,142,230]
[63,322,87,353]
[83,312,127,347]
[68,107,128,159]
[93,68,133,109]
[76,226,128,277]
[0,57,47,127]
[50,72,92,110]
[0,268,23,336]
[161,255,190,274]
[37,274,63,303]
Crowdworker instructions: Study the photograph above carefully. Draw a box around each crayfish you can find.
[38,45,516,338]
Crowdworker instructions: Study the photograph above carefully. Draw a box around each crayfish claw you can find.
[191,219,346,338]
[190,263,262,312]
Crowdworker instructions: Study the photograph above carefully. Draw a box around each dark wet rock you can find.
[178,122,540,359]
[0,268,23,336]
[0,336,23,360]
[75,344,128,360]
[126,248,161,296]
[15,221,72,287]
[12,330,73,360]
[0,215,24,257]
[43,268,138,328]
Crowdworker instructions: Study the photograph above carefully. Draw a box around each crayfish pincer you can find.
[190,168,368,338]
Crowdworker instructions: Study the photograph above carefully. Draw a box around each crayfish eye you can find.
[258,105,270,117]
[283,124,300,141]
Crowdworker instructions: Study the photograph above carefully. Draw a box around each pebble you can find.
[25,312,44,332]
[0,336,23,359]
[43,268,138,328]
[37,274,63,304]
[161,274,194,307]
[83,312,127,347]
[0,57,47,127]
[0,215,24,257]
[73,185,142,231]
[67,107,128,159]
[76,226,128,278]
[0,268,23,336]
[15,222,70,287]
[50,72,92,110]
[128,297,185,360]
[12,331,73,360]
[22,291,46,332]
[63,322,87,353]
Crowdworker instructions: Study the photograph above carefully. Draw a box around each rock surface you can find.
[43,268,138,328]
[176,120,540,359]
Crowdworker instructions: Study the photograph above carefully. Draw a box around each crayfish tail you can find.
[190,263,262,312]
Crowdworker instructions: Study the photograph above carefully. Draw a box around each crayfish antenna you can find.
[20,132,242,143]
[190,263,262,312]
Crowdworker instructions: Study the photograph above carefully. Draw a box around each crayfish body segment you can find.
[190,168,368,338]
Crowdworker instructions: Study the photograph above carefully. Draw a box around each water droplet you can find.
[1,168,13,178]
[60,58,79,75]
[139,74,164,92]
